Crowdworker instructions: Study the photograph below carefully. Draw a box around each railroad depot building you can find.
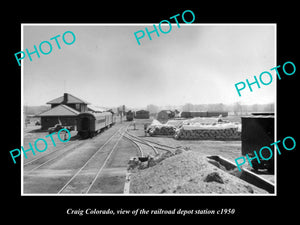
[38,93,89,130]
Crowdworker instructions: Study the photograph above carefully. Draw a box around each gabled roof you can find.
[47,93,90,105]
[38,104,80,117]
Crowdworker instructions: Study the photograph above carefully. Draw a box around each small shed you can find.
[135,110,150,119]
[157,110,175,121]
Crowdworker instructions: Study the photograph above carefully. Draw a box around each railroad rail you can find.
[124,131,158,155]
[57,126,128,194]
[23,140,87,173]
[23,122,181,194]
[123,131,176,156]
[122,134,144,157]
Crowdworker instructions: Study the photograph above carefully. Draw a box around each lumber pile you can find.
[147,120,176,136]
[147,118,241,139]
[174,123,241,140]
[148,126,176,136]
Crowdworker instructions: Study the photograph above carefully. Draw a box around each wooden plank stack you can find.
[148,125,176,136]
[174,127,241,140]
[147,119,241,140]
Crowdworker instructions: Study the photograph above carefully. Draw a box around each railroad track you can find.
[23,140,87,173]
[122,134,144,157]
[23,122,180,194]
[123,131,176,156]
[57,125,129,194]
[124,131,158,155]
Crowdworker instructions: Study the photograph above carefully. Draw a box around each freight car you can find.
[126,110,134,121]
[77,111,115,138]
[135,110,150,119]
[241,113,274,172]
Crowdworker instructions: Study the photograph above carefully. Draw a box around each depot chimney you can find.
[63,93,68,103]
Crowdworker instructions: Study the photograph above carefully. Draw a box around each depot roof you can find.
[47,93,90,105]
[38,104,80,117]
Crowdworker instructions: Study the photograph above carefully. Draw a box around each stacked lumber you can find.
[147,118,241,139]
[148,125,176,136]
[174,124,241,140]
[147,119,176,136]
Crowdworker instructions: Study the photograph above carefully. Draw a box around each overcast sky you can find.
[23,24,276,108]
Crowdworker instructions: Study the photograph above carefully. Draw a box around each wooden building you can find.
[157,110,175,122]
[47,93,89,112]
[135,110,150,119]
[38,93,89,130]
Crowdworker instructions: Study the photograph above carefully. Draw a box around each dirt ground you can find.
[23,124,79,164]
[127,117,275,184]
[130,151,268,194]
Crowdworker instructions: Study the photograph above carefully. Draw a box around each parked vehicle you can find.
[48,124,74,134]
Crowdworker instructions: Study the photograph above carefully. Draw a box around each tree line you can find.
[146,102,274,116]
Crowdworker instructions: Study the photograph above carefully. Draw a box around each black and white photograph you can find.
[21,24,276,195]
[4,4,299,220]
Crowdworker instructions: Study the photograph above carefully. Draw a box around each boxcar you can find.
[135,110,150,119]
[241,113,274,172]
[77,111,114,138]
